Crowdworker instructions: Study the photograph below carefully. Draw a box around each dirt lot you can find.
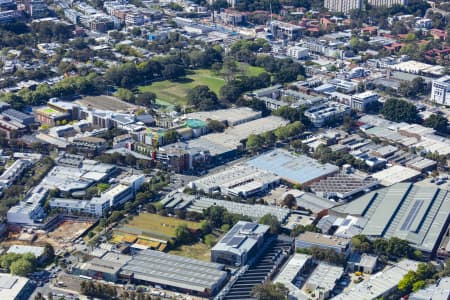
[76,95,136,112]
[36,221,93,249]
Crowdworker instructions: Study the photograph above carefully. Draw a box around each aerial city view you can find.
[1,0,450,299]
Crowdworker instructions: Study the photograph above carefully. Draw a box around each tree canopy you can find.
[424,114,448,134]
[187,85,220,111]
[259,214,280,234]
[251,282,289,300]
[381,98,420,124]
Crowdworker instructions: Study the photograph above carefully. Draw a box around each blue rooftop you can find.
[246,149,339,185]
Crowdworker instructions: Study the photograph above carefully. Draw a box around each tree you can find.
[114,88,135,103]
[163,129,179,144]
[207,119,226,133]
[424,114,448,134]
[10,258,34,276]
[381,98,420,123]
[161,64,185,80]
[373,239,388,256]
[290,224,320,237]
[398,270,416,293]
[351,235,373,253]
[252,282,288,300]
[175,224,195,245]
[387,237,412,258]
[246,134,264,152]
[187,85,220,111]
[282,194,296,209]
[135,92,156,107]
[204,234,217,247]
[259,214,280,234]
[43,243,55,263]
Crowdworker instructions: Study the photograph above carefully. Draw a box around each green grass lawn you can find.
[138,64,265,108]
[169,242,212,261]
[117,213,202,240]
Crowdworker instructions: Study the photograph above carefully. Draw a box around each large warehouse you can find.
[246,149,339,185]
[330,183,450,254]
[122,250,228,297]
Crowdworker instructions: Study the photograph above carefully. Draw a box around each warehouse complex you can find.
[331,183,450,254]
[188,165,280,197]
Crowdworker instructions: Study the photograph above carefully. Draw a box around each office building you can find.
[0,159,31,188]
[24,0,47,18]
[350,91,379,112]
[0,0,16,11]
[270,21,304,40]
[324,0,362,14]
[287,46,309,59]
[304,102,351,127]
[431,75,450,106]
[35,98,80,125]
[368,0,408,7]
[125,12,143,26]
[211,221,270,266]
[7,186,47,225]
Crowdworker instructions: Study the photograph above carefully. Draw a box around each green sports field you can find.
[139,64,265,108]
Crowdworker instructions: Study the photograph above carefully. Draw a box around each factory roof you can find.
[183,107,261,125]
[296,232,351,248]
[409,277,450,300]
[2,108,33,122]
[50,198,88,210]
[76,257,123,275]
[274,253,311,300]
[101,252,132,265]
[310,173,379,199]
[196,197,289,222]
[371,165,420,186]
[305,263,344,292]
[331,183,450,253]
[0,274,30,300]
[332,260,419,300]
[292,191,336,214]
[122,249,226,293]
[246,149,339,185]
[7,245,44,257]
